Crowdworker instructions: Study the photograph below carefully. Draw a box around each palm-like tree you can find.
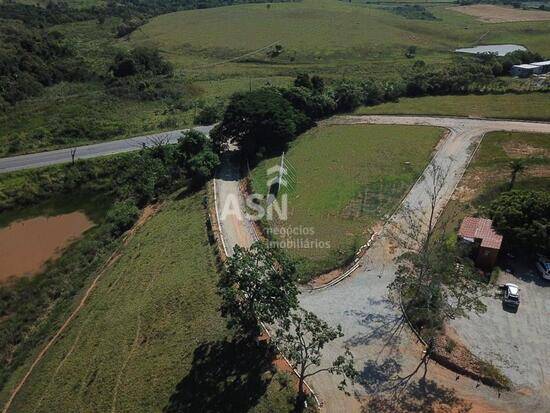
[508,159,526,190]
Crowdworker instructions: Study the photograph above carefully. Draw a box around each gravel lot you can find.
[452,258,550,396]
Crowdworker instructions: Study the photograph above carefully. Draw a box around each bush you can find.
[106,200,140,236]
[488,190,550,256]
[195,100,224,125]
[178,130,220,187]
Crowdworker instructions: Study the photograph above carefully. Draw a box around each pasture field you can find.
[450,4,550,23]
[250,124,443,278]
[440,130,550,234]
[355,93,550,121]
[131,0,550,74]
[4,0,550,154]
[0,191,295,413]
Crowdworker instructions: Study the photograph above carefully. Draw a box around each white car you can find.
[503,283,520,309]
[536,256,550,280]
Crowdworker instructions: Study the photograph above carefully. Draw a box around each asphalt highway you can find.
[0,125,214,173]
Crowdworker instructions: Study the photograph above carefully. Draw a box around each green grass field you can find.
[0,191,295,412]
[250,124,443,277]
[4,0,550,154]
[130,0,550,76]
[355,93,550,121]
[439,130,550,235]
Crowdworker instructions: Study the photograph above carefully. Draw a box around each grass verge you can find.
[250,123,443,279]
[355,93,550,121]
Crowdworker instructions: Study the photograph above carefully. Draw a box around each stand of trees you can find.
[0,130,218,213]
[106,46,178,101]
[219,241,357,411]
[488,190,550,256]
[213,54,528,161]
[0,22,93,105]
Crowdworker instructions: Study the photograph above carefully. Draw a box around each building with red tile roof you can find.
[458,217,503,270]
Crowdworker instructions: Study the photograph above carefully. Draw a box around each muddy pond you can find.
[0,195,110,284]
[0,211,94,283]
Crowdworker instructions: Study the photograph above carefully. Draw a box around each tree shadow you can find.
[163,337,275,413]
[357,357,403,393]
[363,378,472,413]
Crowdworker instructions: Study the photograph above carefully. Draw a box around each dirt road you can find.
[213,115,550,412]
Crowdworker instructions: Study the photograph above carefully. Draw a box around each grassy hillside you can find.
[0,191,295,412]
[250,124,443,278]
[3,0,550,155]
[355,93,550,121]
[130,0,550,76]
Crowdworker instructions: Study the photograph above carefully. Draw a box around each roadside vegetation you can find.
[1,192,299,413]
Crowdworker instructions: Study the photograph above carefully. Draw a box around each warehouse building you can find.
[510,60,550,77]
[532,60,550,74]
[510,64,542,77]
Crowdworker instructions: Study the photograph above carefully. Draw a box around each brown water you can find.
[0,212,94,284]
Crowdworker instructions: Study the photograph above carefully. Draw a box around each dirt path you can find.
[213,115,550,412]
[1,205,161,413]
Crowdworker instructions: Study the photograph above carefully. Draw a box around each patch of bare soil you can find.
[0,212,94,284]
[450,4,550,23]
[452,165,550,202]
[502,141,548,159]
[308,268,343,288]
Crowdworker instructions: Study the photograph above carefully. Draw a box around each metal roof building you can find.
[532,60,550,74]
[510,64,543,77]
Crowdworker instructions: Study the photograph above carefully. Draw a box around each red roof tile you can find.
[458,217,503,250]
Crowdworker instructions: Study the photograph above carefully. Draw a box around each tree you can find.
[508,159,526,190]
[218,241,299,336]
[333,80,363,112]
[178,129,220,187]
[215,88,303,159]
[388,162,487,340]
[275,308,357,411]
[488,190,550,255]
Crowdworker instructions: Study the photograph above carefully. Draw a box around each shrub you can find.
[106,200,140,236]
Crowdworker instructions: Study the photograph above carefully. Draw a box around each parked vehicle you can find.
[502,283,520,309]
[536,255,550,280]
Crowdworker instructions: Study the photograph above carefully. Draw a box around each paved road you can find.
[0,125,214,173]
[214,115,550,412]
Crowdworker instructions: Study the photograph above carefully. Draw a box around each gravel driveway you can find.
[214,115,550,412]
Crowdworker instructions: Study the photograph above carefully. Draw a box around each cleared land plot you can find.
[450,4,550,23]
[448,131,550,212]
[0,192,295,413]
[443,132,550,393]
[250,124,443,276]
[355,93,550,121]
